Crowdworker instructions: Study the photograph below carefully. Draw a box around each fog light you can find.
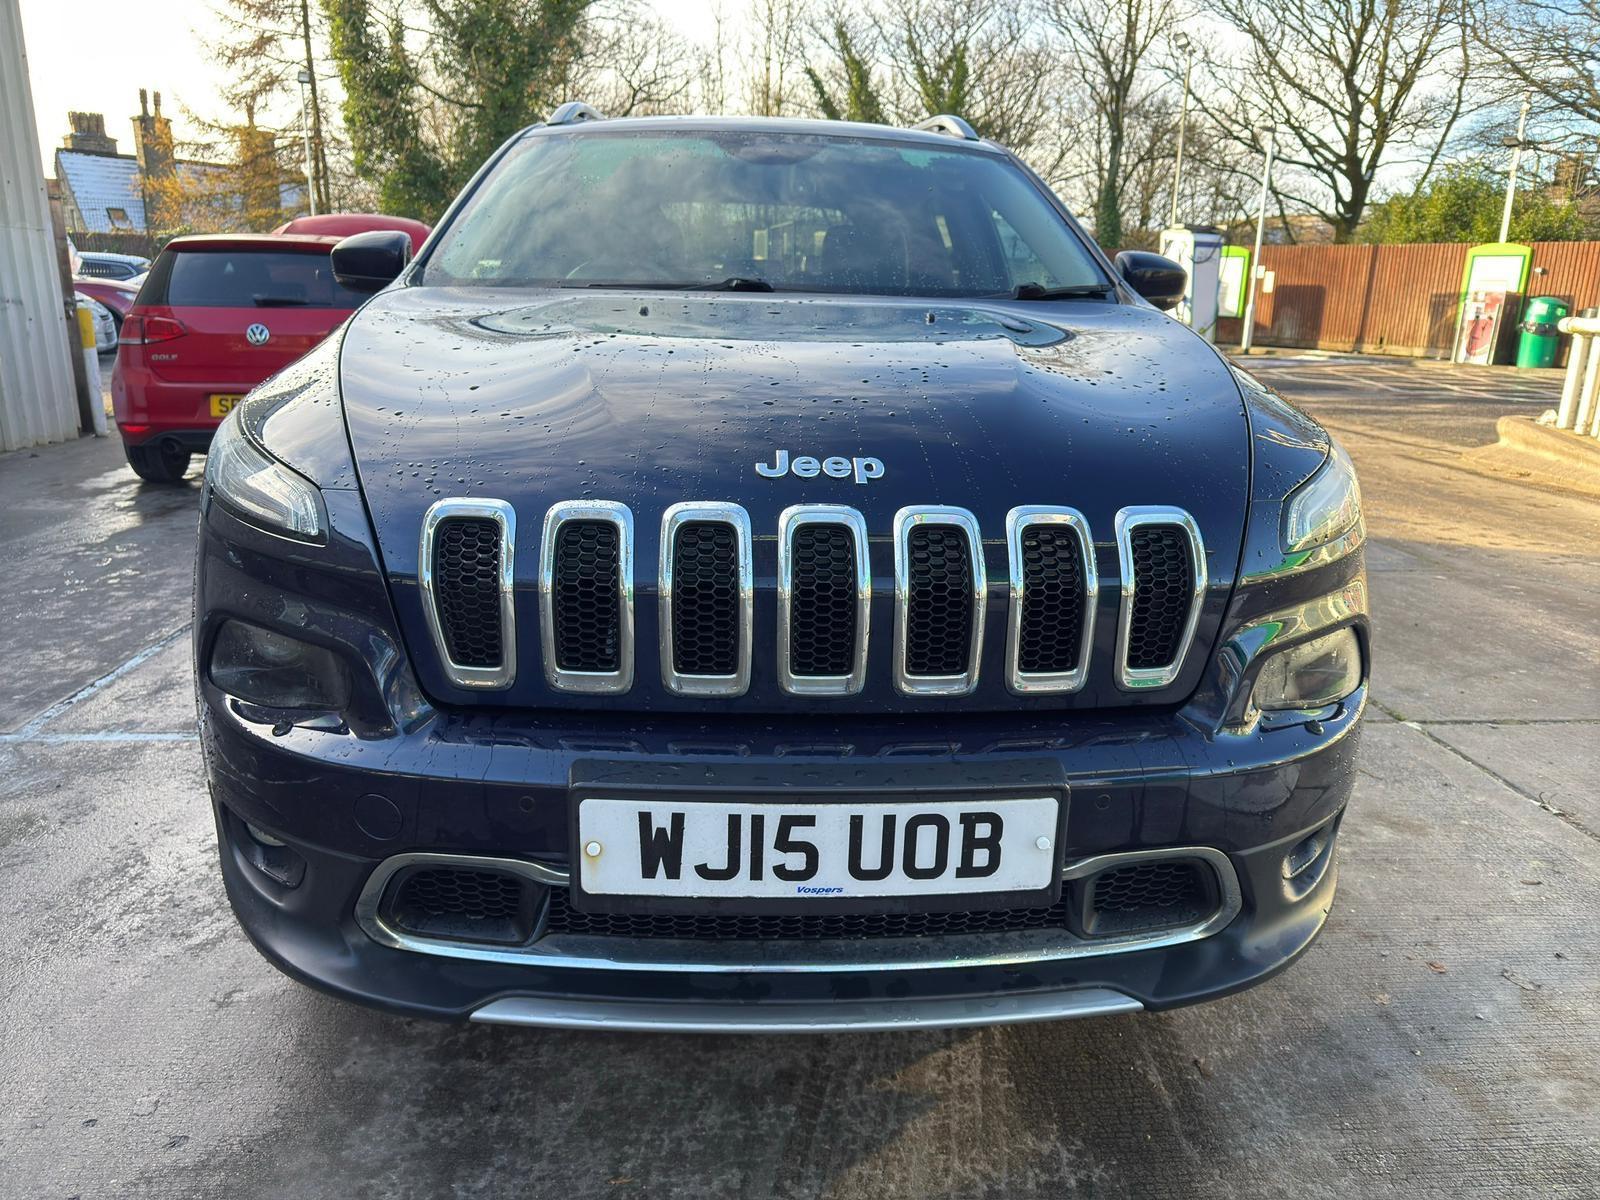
[1253,627,1361,711]
[210,620,351,711]
[232,811,305,888]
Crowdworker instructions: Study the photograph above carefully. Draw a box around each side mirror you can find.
[331,230,413,293]
[1114,251,1187,311]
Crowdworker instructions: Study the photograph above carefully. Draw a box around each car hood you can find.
[338,286,1251,710]
[343,286,1248,558]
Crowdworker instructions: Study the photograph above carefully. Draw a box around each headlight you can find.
[1282,442,1361,552]
[1253,627,1362,711]
[205,408,326,541]
[209,620,351,710]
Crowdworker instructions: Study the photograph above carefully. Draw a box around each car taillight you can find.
[121,314,186,344]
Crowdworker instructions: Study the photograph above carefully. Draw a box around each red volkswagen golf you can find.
[112,233,374,483]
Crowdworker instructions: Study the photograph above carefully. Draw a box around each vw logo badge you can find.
[245,323,271,346]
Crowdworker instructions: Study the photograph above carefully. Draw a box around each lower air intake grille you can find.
[1083,859,1213,936]
[385,866,537,945]
[553,520,621,671]
[432,517,503,667]
[1126,525,1194,670]
[1018,525,1086,674]
[790,524,859,677]
[904,524,973,677]
[545,888,1071,941]
[671,521,740,676]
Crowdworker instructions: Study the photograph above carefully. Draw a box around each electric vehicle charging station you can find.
[1159,225,1225,343]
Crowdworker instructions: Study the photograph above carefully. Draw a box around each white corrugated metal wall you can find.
[0,0,79,452]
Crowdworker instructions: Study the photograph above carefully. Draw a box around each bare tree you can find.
[554,4,698,116]
[1041,0,1179,248]
[743,0,811,116]
[1469,0,1600,128]
[876,0,1060,156]
[1193,0,1471,241]
[206,0,338,212]
[795,0,1061,166]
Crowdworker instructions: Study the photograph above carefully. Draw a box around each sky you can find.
[17,0,720,173]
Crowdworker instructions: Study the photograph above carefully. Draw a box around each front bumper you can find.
[195,461,1367,1030]
[204,683,1356,1029]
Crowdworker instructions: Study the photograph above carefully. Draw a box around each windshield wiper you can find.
[253,296,311,307]
[690,276,775,292]
[1008,282,1115,301]
[565,277,775,292]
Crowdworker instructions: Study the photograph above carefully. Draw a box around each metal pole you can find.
[1578,338,1600,437]
[297,70,317,217]
[1169,37,1192,230]
[1499,92,1530,244]
[1555,319,1588,429]
[1239,127,1275,354]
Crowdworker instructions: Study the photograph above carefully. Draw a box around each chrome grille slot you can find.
[778,505,870,695]
[540,501,634,693]
[1006,506,1096,694]
[1114,507,1206,690]
[660,503,752,696]
[419,498,516,690]
[893,507,985,696]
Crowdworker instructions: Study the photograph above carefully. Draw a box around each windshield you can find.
[153,249,367,309]
[423,130,1107,297]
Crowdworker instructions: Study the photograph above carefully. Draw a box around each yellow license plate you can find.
[209,394,245,417]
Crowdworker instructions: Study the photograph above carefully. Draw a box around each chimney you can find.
[65,112,118,155]
[132,87,180,232]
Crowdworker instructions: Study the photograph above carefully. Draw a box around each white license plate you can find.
[576,797,1060,900]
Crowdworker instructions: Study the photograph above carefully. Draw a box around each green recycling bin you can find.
[1516,296,1570,368]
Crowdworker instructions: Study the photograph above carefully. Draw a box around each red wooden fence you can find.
[1215,240,1600,359]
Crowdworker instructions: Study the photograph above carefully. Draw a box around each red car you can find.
[112,233,370,483]
[74,277,139,336]
[273,212,431,248]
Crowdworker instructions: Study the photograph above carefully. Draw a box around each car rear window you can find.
[141,248,366,309]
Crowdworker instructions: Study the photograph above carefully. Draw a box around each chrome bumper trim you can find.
[354,846,1242,975]
[469,986,1143,1033]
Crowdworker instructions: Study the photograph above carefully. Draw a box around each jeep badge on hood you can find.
[756,451,885,484]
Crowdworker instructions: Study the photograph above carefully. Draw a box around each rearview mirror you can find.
[331,230,413,293]
[1113,251,1187,311]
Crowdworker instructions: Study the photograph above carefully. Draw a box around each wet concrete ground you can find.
[2,360,1597,1197]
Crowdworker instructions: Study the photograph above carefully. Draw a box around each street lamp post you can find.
[297,68,318,217]
[1498,91,1531,244]
[1169,32,1193,230]
[1238,125,1276,354]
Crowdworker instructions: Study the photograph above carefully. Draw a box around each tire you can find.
[124,439,191,484]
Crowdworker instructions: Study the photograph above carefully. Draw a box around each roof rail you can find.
[913,114,979,141]
[548,101,606,127]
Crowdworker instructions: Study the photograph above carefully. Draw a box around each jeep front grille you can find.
[1114,508,1207,690]
[434,520,503,666]
[544,887,1073,940]
[421,500,1206,700]
[418,498,516,689]
[893,507,986,696]
[1005,507,1096,694]
[540,501,634,693]
[660,503,752,696]
[778,505,870,695]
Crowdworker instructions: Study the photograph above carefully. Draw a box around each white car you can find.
[76,295,119,352]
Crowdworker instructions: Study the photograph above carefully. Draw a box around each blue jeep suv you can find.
[195,107,1368,1031]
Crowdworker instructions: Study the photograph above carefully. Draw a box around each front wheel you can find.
[124,439,191,484]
